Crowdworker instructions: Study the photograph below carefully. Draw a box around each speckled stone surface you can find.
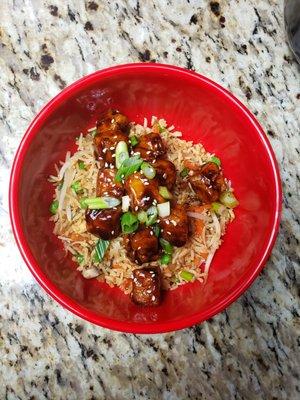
[0,1,299,399]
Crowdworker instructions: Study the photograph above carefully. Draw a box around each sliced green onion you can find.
[141,162,156,180]
[146,205,158,226]
[157,201,170,218]
[71,181,81,193]
[80,197,88,209]
[219,191,239,208]
[82,197,121,209]
[160,253,171,265]
[159,238,173,255]
[137,210,148,224]
[76,254,84,264]
[91,129,98,137]
[211,156,221,167]
[180,167,190,178]
[115,141,129,169]
[49,200,59,214]
[93,251,100,263]
[121,195,130,212]
[121,212,139,234]
[129,135,139,147]
[211,202,225,215]
[153,224,161,237]
[95,239,110,262]
[159,186,172,200]
[180,270,194,282]
[78,160,85,170]
[115,155,143,183]
[158,124,164,133]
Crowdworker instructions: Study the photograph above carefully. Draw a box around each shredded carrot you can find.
[199,251,209,260]
[194,219,204,235]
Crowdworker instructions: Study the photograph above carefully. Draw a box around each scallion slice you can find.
[157,201,170,218]
[146,206,158,226]
[160,253,171,265]
[121,195,130,212]
[81,197,120,209]
[180,270,194,282]
[94,239,110,263]
[141,162,156,180]
[158,124,164,133]
[115,141,129,169]
[137,210,148,224]
[211,156,221,167]
[159,238,173,255]
[71,181,81,194]
[153,224,161,237]
[91,129,98,137]
[211,202,225,215]
[115,155,143,183]
[49,200,59,214]
[159,186,172,200]
[121,212,139,234]
[76,254,84,264]
[129,135,139,147]
[78,160,85,170]
[219,191,239,208]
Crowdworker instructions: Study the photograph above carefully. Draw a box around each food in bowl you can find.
[49,109,239,306]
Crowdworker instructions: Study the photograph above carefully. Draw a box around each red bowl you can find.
[9,64,282,333]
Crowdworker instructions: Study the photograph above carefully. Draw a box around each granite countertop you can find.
[0,0,299,399]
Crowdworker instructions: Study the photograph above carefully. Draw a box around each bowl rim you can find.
[9,63,282,333]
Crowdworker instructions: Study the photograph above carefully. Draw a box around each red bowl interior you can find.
[9,64,281,333]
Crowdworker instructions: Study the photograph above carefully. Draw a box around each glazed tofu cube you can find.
[131,267,162,306]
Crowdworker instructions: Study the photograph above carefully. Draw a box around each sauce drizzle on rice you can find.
[48,115,237,301]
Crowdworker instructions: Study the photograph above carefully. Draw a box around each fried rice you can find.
[49,117,235,293]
